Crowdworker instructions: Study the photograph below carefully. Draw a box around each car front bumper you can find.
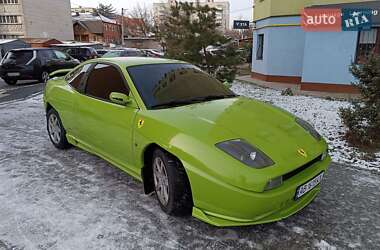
[187,155,331,227]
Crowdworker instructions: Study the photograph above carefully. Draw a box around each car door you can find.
[38,49,56,71]
[75,63,139,173]
[61,63,93,136]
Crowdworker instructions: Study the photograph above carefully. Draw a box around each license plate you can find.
[295,172,324,200]
[7,72,20,77]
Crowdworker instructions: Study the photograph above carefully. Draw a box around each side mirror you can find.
[109,92,131,106]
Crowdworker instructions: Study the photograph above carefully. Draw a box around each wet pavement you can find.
[0,79,43,103]
[0,95,379,250]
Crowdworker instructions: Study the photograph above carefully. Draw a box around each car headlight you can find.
[295,118,321,141]
[216,139,274,169]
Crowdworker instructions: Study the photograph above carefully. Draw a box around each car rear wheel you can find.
[152,149,193,216]
[47,108,71,149]
[40,71,49,83]
[4,78,17,85]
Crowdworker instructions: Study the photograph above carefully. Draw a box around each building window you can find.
[356,29,378,64]
[0,15,19,24]
[256,34,264,60]
[0,0,19,4]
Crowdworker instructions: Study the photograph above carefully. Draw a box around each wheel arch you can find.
[141,143,193,202]
[45,102,55,113]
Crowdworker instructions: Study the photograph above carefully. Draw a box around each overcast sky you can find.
[70,0,253,24]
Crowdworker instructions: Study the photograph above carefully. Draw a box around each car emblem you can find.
[138,119,144,128]
[297,148,307,158]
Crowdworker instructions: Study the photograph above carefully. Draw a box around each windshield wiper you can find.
[150,94,238,109]
[189,94,239,102]
[150,99,199,109]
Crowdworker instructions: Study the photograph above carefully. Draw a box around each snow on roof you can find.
[0,39,17,44]
[51,41,102,47]
[72,13,118,24]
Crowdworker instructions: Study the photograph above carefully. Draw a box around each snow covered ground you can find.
[232,81,380,172]
[0,94,379,249]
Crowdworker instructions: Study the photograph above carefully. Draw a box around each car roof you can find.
[108,48,141,52]
[10,48,56,52]
[88,57,185,68]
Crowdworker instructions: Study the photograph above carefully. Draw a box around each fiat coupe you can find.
[43,57,331,226]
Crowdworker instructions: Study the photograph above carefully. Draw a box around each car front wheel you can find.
[152,149,193,216]
[47,108,71,149]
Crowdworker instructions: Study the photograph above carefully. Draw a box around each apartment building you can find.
[154,0,230,31]
[0,0,73,40]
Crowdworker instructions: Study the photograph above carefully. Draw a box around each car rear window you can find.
[4,50,33,64]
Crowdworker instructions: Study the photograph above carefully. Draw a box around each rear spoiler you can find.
[49,68,72,79]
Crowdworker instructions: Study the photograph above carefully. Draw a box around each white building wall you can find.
[0,1,25,38]
[22,0,73,40]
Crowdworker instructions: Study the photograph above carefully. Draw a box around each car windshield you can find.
[103,51,122,58]
[124,50,144,57]
[3,50,33,64]
[127,63,236,109]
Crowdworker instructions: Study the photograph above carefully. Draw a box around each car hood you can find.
[145,97,325,167]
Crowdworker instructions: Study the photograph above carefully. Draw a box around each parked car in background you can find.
[63,47,98,62]
[96,49,110,57]
[102,48,145,58]
[142,49,164,58]
[0,48,79,85]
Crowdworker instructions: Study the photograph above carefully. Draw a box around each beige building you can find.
[0,0,74,40]
[153,0,230,31]
[71,5,96,15]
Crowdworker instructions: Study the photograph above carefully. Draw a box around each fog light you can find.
[265,176,283,191]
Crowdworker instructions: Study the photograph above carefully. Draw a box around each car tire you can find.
[46,108,71,149]
[4,78,17,85]
[40,70,49,83]
[152,149,193,216]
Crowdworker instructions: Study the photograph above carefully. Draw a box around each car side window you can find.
[85,64,129,101]
[84,49,91,56]
[54,50,69,60]
[66,64,92,90]
[39,50,56,63]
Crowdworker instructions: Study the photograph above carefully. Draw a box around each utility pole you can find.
[121,8,125,46]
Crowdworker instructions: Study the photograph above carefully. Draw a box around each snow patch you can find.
[314,240,337,250]
[292,226,306,235]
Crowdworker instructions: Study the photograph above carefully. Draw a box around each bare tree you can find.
[128,3,155,37]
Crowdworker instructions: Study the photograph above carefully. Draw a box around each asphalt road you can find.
[0,78,44,103]
[0,90,379,249]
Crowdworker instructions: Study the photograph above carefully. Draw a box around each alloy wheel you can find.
[153,156,170,206]
[48,113,62,144]
[42,71,49,83]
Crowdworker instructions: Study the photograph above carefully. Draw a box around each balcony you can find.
[0,23,24,34]
[0,4,22,15]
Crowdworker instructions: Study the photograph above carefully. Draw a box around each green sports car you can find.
[43,57,331,227]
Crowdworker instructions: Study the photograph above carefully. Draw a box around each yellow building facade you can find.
[254,0,374,21]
